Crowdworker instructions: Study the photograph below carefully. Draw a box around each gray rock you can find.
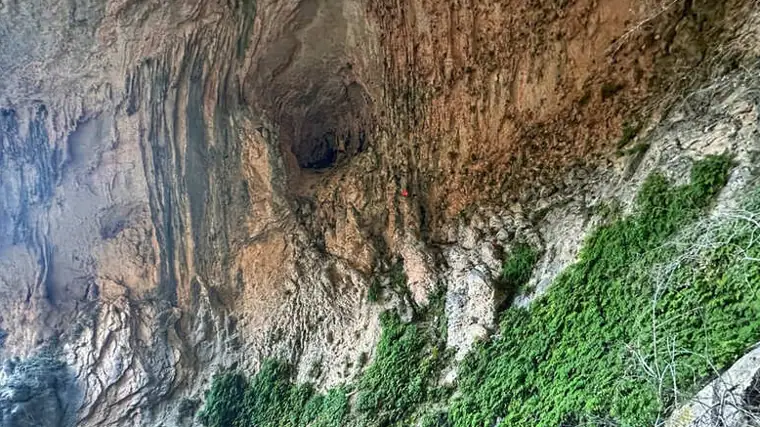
[667,346,760,427]
[0,354,78,427]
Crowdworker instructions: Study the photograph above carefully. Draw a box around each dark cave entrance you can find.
[284,81,372,172]
[301,131,338,169]
[238,0,378,175]
[295,129,367,170]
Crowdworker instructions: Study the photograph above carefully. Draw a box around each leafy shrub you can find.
[448,155,760,427]
[197,372,247,427]
[498,242,538,297]
[199,155,754,427]
[355,311,444,425]
[198,308,443,427]
[419,410,453,427]
[199,360,349,427]
[306,388,350,427]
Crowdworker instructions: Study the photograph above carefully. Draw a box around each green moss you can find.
[389,260,408,293]
[356,285,449,425]
[355,310,444,425]
[367,277,381,303]
[199,295,446,427]
[448,155,759,427]
[198,361,348,427]
[498,243,539,297]
[595,200,622,222]
[419,410,452,427]
[302,388,350,427]
[197,372,247,427]
[367,260,408,303]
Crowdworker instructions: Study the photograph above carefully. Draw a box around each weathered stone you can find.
[0,1,757,426]
[667,346,760,427]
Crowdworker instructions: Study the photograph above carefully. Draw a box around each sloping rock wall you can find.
[0,0,758,426]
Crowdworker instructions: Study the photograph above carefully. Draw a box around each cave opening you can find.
[238,0,378,175]
[284,80,372,172]
[301,132,338,169]
[295,128,368,170]
[244,60,373,173]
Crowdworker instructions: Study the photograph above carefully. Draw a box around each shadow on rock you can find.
[0,353,79,427]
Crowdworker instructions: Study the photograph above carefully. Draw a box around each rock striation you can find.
[0,0,759,426]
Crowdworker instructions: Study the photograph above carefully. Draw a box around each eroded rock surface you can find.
[0,0,759,426]
[0,354,78,427]
[667,346,760,427]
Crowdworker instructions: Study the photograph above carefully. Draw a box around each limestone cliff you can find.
[0,0,759,426]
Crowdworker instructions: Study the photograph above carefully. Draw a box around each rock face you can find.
[0,1,385,425]
[0,354,79,427]
[667,346,760,427]
[0,0,759,426]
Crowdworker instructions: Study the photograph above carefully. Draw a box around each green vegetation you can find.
[199,154,760,427]
[355,309,446,425]
[498,242,539,297]
[367,277,381,302]
[199,292,447,427]
[448,154,760,426]
[595,199,623,222]
[388,260,409,301]
[367,260,408,303]
[197,371,247,427]
[198,361,349,427]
